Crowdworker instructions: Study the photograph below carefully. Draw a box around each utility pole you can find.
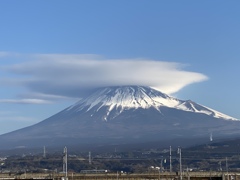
[170,146,172,173]
[178,147,182,180]
[160,157,163,173]
[226,157,229,180]
[226,157,228,172]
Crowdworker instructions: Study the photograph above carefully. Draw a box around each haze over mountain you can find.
[0,86,239,150]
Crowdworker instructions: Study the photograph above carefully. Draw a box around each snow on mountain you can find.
[67,86,237,121]
[0,85,239,149]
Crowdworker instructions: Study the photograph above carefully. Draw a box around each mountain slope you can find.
[66,86,236,121]
[0,86,239,149]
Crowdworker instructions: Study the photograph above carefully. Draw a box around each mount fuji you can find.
[0,86,240,149]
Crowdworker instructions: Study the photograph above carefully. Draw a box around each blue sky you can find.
[0,0,240,134]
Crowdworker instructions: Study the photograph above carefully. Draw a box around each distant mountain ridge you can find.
[0,85,239,149]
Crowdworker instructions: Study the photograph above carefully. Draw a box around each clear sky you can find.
[0,0,240,134]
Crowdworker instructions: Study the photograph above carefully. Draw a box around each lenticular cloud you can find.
[1,53,208,100]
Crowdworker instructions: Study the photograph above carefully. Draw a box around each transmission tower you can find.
[89,151,92,164]
[63,147,68,179]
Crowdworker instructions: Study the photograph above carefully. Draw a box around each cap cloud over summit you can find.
[1,54,208,102]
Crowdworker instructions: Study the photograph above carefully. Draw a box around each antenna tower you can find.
[43,146,46,158]
[210,132,213,142]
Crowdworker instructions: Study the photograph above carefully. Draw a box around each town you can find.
[0,141,240,180]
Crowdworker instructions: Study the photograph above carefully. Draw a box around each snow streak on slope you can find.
[67,86,238,121]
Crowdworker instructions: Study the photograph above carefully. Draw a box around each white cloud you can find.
[0,99,52,104]
[0,53,208,103]
[18,92,75,101]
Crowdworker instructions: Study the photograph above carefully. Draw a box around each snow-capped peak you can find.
[67,86,237,121]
